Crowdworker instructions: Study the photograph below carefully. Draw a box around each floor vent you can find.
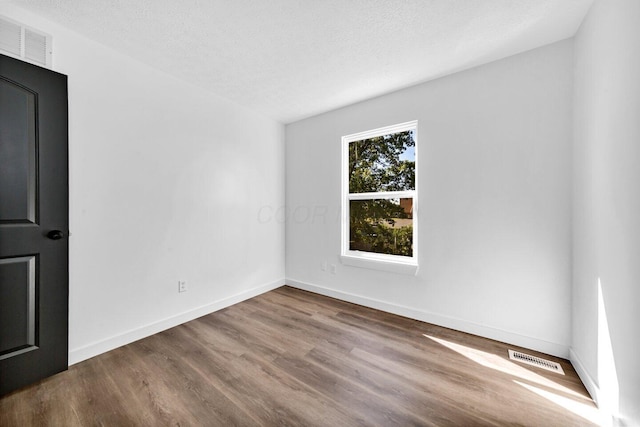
[508,350,564,374]
[0,15,52,68]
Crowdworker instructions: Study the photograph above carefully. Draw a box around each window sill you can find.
[340,254,418,275]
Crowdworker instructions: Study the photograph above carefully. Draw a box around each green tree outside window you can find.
[348,129,415,257]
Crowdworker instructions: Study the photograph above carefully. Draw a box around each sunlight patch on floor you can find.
[423,334,589,401]
[514,380,605,426]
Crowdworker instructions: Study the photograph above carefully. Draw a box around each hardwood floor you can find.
[1,286,599,426]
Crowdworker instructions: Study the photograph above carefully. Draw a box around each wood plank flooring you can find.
[0,286,599,426]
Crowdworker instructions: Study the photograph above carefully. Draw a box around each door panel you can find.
[0,256,36,358]
[0,53,68,396]
[0,78,36,223]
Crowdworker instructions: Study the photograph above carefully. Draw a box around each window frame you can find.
[340,120,418,275]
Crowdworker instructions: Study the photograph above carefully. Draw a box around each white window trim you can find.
[340,120,418,275]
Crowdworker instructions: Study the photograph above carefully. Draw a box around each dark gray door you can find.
[0,53,68,396]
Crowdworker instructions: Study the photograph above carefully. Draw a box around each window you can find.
[341,121,418,274]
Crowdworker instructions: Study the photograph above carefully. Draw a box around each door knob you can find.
[47,230,64,240]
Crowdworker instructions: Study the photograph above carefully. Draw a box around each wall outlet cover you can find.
[178,280,188,293]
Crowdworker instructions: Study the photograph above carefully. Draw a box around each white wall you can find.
[286,40,574,357]
[572,0,640,425]
[6,3,639,422]
[1,4,285,364]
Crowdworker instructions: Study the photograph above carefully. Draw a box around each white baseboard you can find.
[569,348,599,404]
[286,278,569,358]
[69,278,285,365]
[569,348,626,427]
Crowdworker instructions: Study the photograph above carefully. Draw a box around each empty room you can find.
[0,0,638,425]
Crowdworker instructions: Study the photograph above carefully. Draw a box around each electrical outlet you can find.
[321,261,328,271]
[178,280,188,293]
[330,264,337,274]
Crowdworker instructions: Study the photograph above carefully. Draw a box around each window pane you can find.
[349,130,415,193]
[349,198,413,257]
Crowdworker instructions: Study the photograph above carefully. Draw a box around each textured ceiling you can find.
[10,0,593,123]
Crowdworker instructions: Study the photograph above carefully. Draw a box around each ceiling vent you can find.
[0,15,52,68]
